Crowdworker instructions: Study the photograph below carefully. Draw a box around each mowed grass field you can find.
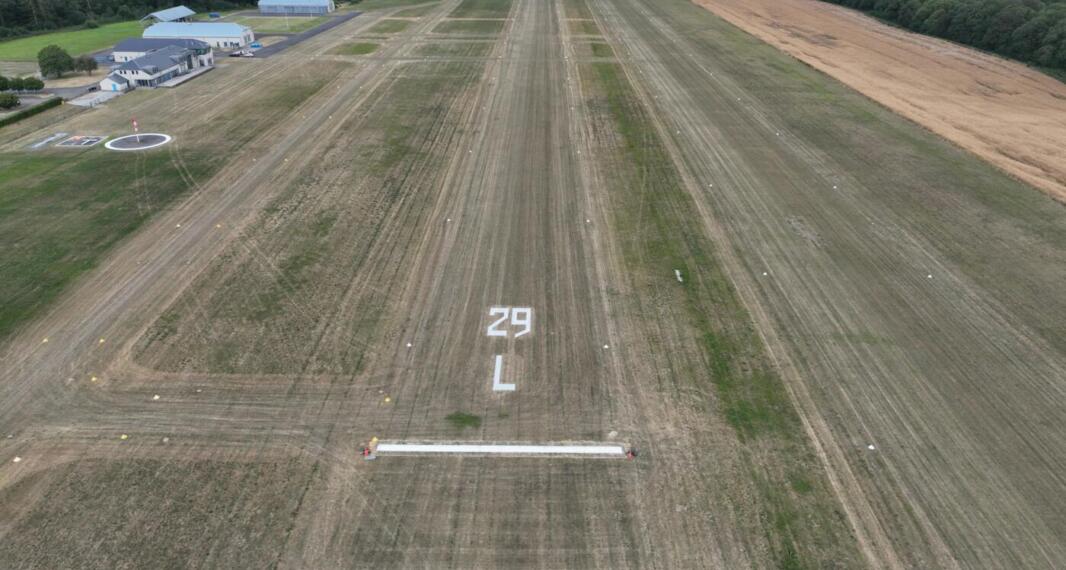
[330,41,380,55]
[450,0,513,18]
[0,21,141,61]
[0,60,343,340]
[432,19,504,35]
[365,19,412,34]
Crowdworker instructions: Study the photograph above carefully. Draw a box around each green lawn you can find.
[391,3,440,17]
[450,0,512,18]
[346,0,434,10]
[590,42,612,57]
[226,15,328,34]
[433,19,504,35]
[330,42,379,55]
[0,21,142,61]
[366,19,412,34]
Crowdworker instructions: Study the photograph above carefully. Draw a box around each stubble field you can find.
[1,0,1064,568]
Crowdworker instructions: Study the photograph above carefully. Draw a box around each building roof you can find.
[142,5,196,22]
[113,37,210,53]
[259,0,333,5]
[143,22,250,39]
[116,45,189,74]
[104,73,129,84]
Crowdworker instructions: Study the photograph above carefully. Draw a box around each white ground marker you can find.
[375,442,627,457]
[12,456,21,463]
[675,269,683,283]
[492,354,515,392]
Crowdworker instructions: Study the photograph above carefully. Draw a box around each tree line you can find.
[819,0,1066,71]
[0,0,257,39]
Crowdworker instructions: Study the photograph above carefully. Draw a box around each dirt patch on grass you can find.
[693,0,1066,202]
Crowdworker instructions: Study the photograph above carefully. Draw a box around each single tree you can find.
[38,44,74,78]
[0,92,19,109]
[7,77,23,91]
[74,54,98,74]
[0,75,8,91]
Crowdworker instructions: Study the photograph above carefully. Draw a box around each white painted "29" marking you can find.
[486,307,532,338]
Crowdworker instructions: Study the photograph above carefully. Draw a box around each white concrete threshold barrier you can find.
[375,441,627,458]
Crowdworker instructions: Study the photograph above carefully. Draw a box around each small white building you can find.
[143,22,254,49]
[259,0,336,15]
[99,73,131,92]
[141,5,196,24]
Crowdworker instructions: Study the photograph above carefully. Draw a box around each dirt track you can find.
[2,0,1066,567]
[694,0,1066,203]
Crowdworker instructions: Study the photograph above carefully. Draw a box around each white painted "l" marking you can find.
[492,355,515,392]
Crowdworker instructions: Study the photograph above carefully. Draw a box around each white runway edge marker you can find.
[375,442,627,457]
[674,269,683,283]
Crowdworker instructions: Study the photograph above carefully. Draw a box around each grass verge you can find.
[0,65,341,342]
[392,3,441,17]
[366,19,412,34]
[433,19,504,35]
[410,41,493,57]
[228,15,328,34]
[331,42,380,55]
[135,61,485,374]
[450,0,512,18]
[580,58,862,568]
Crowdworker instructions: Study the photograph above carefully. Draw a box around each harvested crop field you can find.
[1,0,1065,567]
[695,0,1066,203]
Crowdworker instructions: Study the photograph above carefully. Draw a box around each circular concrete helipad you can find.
[105,133,172,151]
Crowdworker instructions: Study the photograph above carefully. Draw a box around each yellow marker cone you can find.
[384,396,391,403]
[120,434,129,440]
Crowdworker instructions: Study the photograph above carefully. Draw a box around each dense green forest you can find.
[820,0,1066,71]
[0,1,257,39]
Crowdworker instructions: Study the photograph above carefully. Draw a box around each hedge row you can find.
[0,96,62,129]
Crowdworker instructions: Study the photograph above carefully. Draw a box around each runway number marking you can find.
[486,306,532,338]
[487,306,533,392]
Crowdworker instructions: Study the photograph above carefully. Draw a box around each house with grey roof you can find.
[112,38,212,63]
[99,40,213,92]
